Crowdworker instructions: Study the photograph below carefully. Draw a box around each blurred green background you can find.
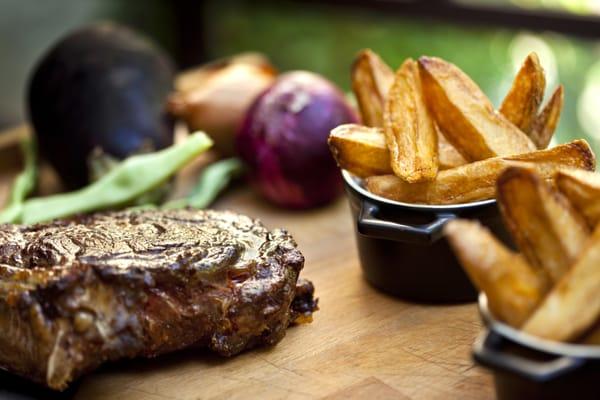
[3,0,600,152]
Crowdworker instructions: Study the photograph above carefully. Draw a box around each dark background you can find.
[2,0,600,152]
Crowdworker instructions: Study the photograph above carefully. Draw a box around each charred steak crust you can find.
[0,209,314,390]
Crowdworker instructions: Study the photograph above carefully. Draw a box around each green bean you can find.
[0,139,38,224]
[187,158,244,208]
[17,132,212,224]
[88,150,172,206]
[162,158,244,210]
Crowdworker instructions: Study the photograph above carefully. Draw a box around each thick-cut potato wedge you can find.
[328,124,464,177]
[499,53,545,134]
[365,139,595,204]
[523,224,600,341]
[555,168,600,229]
[351,49,395,127]
[581,323,600,344]
[445,220,547,327]
[328,124,391,177]
[418,56,536,160]
[437,126,467,169]
[384,59,438,182]
[529,85,564,149]
[497,166,590,283]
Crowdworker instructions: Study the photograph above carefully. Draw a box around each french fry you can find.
[437,126,467,170]
[351,49,395,127]
[555,168,600,229]
[384,59,438,182]
[581,322,600,345]
[499,53,545,134]
[529,85,564,149]
[328,124,464,177]
[328,124,391,178]
[418,56,537,161]
[445,220,547,327]
[350,52,465,171]
[523,224,600,341]
[497,166,590,283]
[365,139,595,204]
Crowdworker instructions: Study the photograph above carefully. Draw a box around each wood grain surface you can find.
[0,126,494,400]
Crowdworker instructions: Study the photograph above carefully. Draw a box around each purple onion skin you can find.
[237,71,358,209]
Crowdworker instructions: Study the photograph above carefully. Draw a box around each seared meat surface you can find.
[0,209,316,390]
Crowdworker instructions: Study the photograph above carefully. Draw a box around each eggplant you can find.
[28,22,175,188]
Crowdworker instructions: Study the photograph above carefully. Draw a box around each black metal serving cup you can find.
[474,294,600,400]
[342,170,512,303]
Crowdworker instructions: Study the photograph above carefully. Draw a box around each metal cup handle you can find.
[473,329,585,382]
[357,199,456,244]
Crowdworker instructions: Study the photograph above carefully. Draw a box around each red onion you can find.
[237,71,358,208]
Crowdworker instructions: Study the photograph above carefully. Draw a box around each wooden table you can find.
[0,127,494,400]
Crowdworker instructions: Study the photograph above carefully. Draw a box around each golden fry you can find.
[497,166,590,283]
[328,124,391,177]
[365,140,595,204]
[384,59,438,182]
[555,168,600,229]
[499,53,545,134]
[445,220,547,327]
[581,323,600,345]
[523,224,600,341]
[529,85,564,149]
[351,49,395,127]
[328,124,463,177]
[437,126,467,170]
[418,56,536,161]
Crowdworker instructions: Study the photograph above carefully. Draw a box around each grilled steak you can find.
[0,209,316,390]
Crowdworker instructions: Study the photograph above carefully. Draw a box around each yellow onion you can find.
[168,54,277,155]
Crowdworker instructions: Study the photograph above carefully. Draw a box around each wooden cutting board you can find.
[0,126,494,400]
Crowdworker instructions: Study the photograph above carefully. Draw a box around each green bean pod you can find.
[0,139,38,224]
[17,132,212,224]
[162,158,244,210]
